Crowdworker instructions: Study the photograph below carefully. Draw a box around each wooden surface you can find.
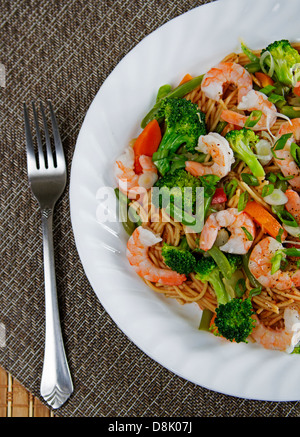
[0,366,54,417]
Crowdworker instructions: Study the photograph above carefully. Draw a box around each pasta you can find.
[114,39,300,351]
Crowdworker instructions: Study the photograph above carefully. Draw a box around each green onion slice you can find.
[238,191,249,212]
[259,85,276,95]
[273,133,293,151]
[277,173,294,181]
[262,184,274,197]
[241,226,253,241]
[265,172,277,183]
[290,142,300,167]
[268,93,286,105]
[271,133,292,161]
[224,179,238,199]
[271,251,284,275]
[249,286,262,298]
[276,228,284,243]
[263,188,288,206]
[283,247,300,257]
[260,50,275,77]
[277,210,298,227]
[241,173,259,186]
[244,110,262,128]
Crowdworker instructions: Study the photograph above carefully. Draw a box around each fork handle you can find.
[40,207,73,409]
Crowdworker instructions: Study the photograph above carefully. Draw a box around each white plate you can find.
[70,0,300,401]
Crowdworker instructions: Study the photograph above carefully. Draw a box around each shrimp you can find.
[274,119,300,190]
[283,189,300,237]
[126,226,186,286]
[199,207,256,254]
[251,308,300,352]
[248,236,300,290]
[185,132,235,179]
[221,90,278,131]
[201,62,253,103]
[114,146,158,198]
[278,117,300,138]
[285,189,300,224]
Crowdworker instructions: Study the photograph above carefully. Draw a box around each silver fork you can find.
[24,100,73,409]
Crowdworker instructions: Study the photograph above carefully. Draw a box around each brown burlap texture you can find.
[1,0,300,417]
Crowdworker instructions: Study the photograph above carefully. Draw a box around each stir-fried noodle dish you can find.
[113,39,300,353]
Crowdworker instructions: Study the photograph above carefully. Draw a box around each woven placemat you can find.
[0,366,53,417]
[1,0,300,417]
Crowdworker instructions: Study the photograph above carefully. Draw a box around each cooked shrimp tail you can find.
[126,226,187,286]
[249,236,300,290]
[221,90,279,132]
[185,132,235,179]
[201,62,253,103]
[285,189,300,224]
[114,147,158,198]
[199,208,256,254]
[251,308,300,352]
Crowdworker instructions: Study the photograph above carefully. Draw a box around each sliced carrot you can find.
[178,73,193,86]
[255,72,274,88]
[133,119,162,174]
[244,201,286,241]
[293,81,300,97]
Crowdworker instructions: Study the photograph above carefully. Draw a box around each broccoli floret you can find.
[214,298,256,343]
[152,169,219,231]
[195,252,242,305]
[261,39,300,87]
[152,98,206,175]
[153,168,202,213]
[196,249,250,340]
[227,253,243,271]
[195,255,229,305]
[161,237,197,275]
[141,75,204,128]
[225,128,265,178]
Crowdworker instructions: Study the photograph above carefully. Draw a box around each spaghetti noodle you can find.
[114,40,300,350]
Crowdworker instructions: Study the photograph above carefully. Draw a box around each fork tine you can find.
[39,101,54,168]
[47,100,65,168]
[32,101,46,169]
[24,102,38,172]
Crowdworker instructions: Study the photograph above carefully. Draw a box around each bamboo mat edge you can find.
[0,366,54,417]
